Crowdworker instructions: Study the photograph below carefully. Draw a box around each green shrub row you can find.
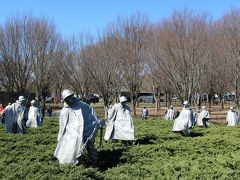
[0,117,240,179]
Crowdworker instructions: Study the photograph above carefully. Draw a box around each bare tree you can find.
[197,21,233,110]
[60,35,94,100]
[51,40,67,98]
[0,16,35,93]
[221,8,240,106]
[0,15,61,112]
[150,10,209,104]
[78,31,123,117]
[112,13,150,115]
[30,18,61,109]
[147,26,176,110]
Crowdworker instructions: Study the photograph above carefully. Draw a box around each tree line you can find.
[0,9,240,116]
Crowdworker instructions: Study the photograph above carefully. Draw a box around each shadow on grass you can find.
[98,148,126,171]
[161,135,182,141]
[166,147,175,156]
[134,135,157,145]
[172,131,204,137]
[97,135,158,171]
[190,132,204,137]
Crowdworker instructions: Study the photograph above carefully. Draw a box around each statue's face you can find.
[19,100,26,106]
[65,95,75,106]
[121,102,127,106]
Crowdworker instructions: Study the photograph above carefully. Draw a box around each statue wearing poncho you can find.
[165,105,175,120]
[54,90,99,165]
[26,100,43,128]
[197,106,210,128]
[4,96,27,134]
[226,107,239,127]
[172,101,194,136]
[104,96,135,142]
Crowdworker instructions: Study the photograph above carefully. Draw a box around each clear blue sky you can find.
[1,0,240,38]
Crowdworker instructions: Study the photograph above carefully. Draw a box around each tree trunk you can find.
[236,77,239,107]
[208,93,212,110]
[197,93,201,109]
[165,92,168,107]
[156,97,160,111]
[104,106,108,119]
[155,89,160,111]
[103,99,109,119]
[219,93,224,109]
[168,92,172,106]
[132,99,137,115]
[131,94,137,115]
[136,100,139,108]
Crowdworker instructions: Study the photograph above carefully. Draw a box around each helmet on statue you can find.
[61,89,74,100]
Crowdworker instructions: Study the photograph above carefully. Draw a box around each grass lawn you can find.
[0,117,240,179]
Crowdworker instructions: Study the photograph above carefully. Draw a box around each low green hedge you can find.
[0,117,240,179]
